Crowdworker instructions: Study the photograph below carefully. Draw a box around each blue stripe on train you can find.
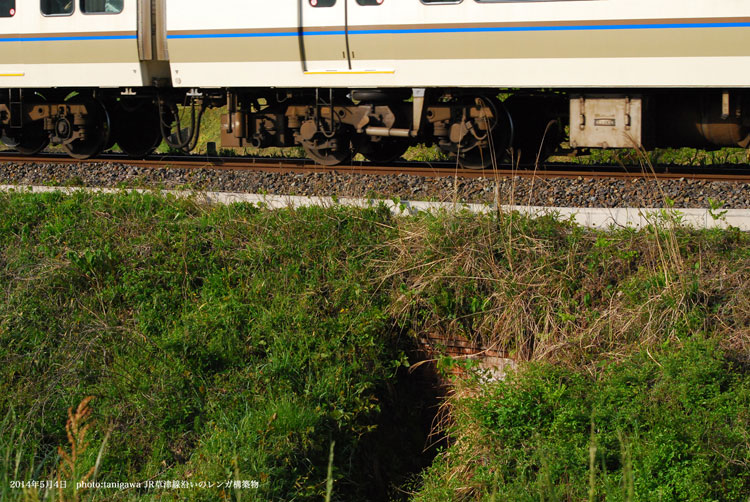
[1,21,747,42]
[0,35,136,42]
[166,21,750,40]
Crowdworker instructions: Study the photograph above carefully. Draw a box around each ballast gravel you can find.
[1,160,749,209]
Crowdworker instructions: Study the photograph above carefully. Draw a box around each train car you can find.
[0,0,169,158]
[2,0,750,167]
[167,0,750,88]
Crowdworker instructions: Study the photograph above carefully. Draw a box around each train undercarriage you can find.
[1,88,750,168]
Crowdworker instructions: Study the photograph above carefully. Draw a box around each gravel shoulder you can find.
[1,160,749,209]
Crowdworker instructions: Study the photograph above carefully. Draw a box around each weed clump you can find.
[415,340,750,501]
[386,209,750,366]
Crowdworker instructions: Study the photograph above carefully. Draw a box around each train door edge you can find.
[298,0,350,73]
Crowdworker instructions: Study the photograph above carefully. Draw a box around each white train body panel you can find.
[2,0,749,90]
[0,1,152,88]
[165,0,750,89]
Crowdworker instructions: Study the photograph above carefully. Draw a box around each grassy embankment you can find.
[0,190,749,501]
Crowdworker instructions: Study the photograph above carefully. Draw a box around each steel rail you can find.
[1,152,750,182]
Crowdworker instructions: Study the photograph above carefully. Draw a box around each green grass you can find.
[551,146,750,167]
[1,191,749,501]
[0,191,424,501]
[415,340,750,501]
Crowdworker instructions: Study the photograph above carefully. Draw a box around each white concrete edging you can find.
[1,184,748,231]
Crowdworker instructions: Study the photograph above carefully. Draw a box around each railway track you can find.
[2,152,750,182]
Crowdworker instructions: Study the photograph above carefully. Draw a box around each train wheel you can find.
[303,139,353,166]
[113,100,162,158]
[15,132,50,155]
[358,138,410,163]
[456,97,512,170]
[504,95,564,164]
[296,112,356,166]
[2,92,50,155]
[457,144,496,170]
[2,123,49,155]
[299,123,354,166]
[62,100,111,160]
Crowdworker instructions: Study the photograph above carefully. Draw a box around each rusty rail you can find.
[1,152,750,182]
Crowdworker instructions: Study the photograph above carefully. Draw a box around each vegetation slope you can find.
[0,191,748,501]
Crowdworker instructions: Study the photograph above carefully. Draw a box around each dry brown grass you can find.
[55,397,95,502]
[384,205,750,371]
